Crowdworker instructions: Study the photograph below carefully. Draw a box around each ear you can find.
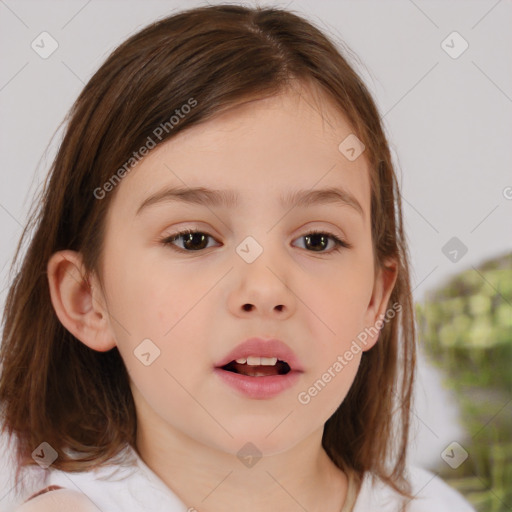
[361,257,398,352]
[46,250,116,352]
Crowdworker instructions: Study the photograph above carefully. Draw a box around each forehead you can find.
[108,84,371,222]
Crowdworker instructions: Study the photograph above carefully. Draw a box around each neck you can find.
[133,393,348,512]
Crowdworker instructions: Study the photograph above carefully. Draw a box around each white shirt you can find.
[23,444,475,511]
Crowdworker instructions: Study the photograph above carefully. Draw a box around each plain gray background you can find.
[1,0,511,509]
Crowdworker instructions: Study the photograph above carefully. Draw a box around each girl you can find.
[0,4,474,511]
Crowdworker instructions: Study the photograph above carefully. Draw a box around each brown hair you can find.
[0,3,415,498]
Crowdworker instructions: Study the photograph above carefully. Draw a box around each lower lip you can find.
[213,368,302,399]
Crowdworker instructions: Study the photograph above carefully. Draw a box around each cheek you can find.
[104,251,202,335]
[104,253,220,390]
[299,256,373,415]
[305,255,374,343]
[297,353,362,411]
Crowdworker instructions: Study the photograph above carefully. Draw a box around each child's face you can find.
[95,85,395,456]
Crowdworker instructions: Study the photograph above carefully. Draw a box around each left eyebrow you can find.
[135,185,364,219]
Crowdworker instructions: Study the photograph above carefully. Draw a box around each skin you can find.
[47,81,397,512]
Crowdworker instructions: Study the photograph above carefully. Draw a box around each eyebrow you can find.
[135,185,364,218]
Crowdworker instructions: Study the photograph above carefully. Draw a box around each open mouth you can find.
[221,357,291,377]
[214,345,301,398]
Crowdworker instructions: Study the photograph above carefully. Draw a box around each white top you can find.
[23,444,475,511]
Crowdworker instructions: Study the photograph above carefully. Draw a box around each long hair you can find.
[0,3,415,497]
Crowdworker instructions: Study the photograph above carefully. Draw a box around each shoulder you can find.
[406,466,476,511]
[353,466,476,512]
[15,488,101,512]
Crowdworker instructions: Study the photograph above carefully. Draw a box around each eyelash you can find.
[160,228,352,254]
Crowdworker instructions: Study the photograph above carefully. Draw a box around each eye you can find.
[293,230,351,253]
[160,229,219,252]
[160,228,351,253]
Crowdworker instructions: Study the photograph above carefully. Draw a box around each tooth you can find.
[243,356,278,366]
[235,358,247,364]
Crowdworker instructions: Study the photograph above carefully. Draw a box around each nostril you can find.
[242,304,253,311]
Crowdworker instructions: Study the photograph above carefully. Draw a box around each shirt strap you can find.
[24,485,64,502]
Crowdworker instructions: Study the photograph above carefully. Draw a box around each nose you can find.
[227,243,296,319]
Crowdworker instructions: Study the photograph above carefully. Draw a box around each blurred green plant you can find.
[415,251,512,512]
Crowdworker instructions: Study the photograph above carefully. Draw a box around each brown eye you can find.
[293,230,350,253]
[304,233,330,252]
[162,230,218,251]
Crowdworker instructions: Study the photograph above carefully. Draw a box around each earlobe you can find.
[361,258,398,352]
[46,250,116,352]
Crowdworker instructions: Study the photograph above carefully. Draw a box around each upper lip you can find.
[215,337,304,372]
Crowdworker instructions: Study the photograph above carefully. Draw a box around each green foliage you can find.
[416,252,512,511]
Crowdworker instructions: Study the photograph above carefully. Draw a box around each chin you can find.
[205,419,309,459]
